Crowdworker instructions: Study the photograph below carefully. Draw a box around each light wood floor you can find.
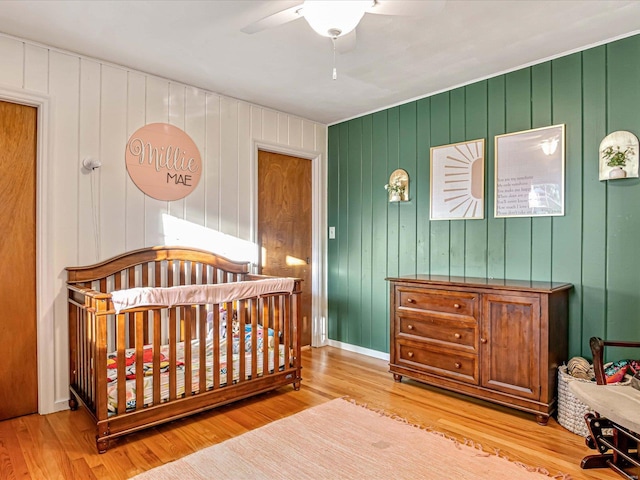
[0,346,620,479]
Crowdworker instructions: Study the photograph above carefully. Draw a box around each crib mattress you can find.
[106,335,285,415]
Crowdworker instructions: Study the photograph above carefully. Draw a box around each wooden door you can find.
[0,101,38,420]
[480,293,541,400]
[258,151,312,346]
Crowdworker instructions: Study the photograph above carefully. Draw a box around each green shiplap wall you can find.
[327,35,640,359]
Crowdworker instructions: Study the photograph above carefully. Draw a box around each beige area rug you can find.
[131,398,569,480]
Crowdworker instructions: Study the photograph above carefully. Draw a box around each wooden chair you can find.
[569,337,640,479]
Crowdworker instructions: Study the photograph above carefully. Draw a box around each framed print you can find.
[430,138,485,220]
[494,124,565,218]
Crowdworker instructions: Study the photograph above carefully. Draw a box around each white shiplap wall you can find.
[0,33,327,414]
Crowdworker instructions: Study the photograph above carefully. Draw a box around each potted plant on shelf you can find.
[602,145,634,179]
[384,179,405,202]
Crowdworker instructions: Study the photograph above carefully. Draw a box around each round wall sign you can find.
[125,123,202,201]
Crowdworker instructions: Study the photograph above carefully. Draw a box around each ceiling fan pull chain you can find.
[332,36,337,80]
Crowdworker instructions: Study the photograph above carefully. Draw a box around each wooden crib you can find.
[66,246,302,453]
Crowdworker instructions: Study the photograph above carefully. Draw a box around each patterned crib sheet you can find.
[106,325,283,415]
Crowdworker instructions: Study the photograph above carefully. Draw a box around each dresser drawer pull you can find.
[453,303,461,309]
[407,324,414,330]
[407,351,414,358]
[480,338,487,344]
[454,333,461,339]
[454,362,461,369]
[406,298,416,304]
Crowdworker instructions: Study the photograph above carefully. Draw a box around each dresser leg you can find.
[393,373,403,382]
[535,413,549,425]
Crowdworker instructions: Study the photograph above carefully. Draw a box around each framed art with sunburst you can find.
[430,139,485,220]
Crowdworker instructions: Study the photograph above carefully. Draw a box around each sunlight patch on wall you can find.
[161,214,258,264]
[286,255,306,266]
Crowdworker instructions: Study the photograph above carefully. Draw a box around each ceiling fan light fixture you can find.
[302,0,372,38]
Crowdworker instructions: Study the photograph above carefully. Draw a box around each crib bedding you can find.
[106,327,285,414]
[110,277,296,313]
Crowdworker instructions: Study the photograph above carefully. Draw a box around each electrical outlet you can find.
[329,226,336,239]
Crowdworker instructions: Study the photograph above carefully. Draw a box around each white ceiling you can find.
[1,0,640,125]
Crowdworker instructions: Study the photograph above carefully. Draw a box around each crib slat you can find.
[135,312,144,410]
[142,265,151,346]
[179,261,186,285]
[274,295,281,375]
[190,307,197,340]
[226,302,234,386]
[261,297,269,378]
[238,299,246,384]
[85,309,91,407]
[91,311,98,407]
[198,305,206,394]
[77,307,85,404]
[169,308,177,401]
[184,307,192,397]
[116,314,126,414]
[89,309,95,407]
[152,310,161,406]
[142,262,149,287]
[283,294,290,369]
[168,260,174,286]
[128,267,136,348]
[95,310,108,420]
[292,283,301,374]
[154,261,162,287]
[250,299,258,380]
[85,309,92,408]
[213,307,220,390]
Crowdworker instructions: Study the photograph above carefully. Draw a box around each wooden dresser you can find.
[387,275,572,424]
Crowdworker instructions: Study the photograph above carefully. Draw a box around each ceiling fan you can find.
[241,0,443,54]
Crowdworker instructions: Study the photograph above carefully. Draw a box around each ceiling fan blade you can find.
[241,4,303,34]
[369,0,445,17]
[335,30,357,54]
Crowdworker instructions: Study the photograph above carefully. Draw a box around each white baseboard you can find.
[52,399,70,413]
[326,339,390,362]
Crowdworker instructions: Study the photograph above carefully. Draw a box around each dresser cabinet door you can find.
[480,293,541,400]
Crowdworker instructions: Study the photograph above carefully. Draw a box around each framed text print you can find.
[494,124,565,218]
[430,138,485,220]
[125,123,202,201]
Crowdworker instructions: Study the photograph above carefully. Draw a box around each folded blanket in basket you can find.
[111,278,295,313]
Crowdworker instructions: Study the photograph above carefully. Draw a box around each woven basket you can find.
[557,365,594,437]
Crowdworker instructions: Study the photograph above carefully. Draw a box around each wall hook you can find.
[82,157,102,171]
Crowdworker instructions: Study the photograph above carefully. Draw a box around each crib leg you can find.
[68,392,78,411]
[293,379,301,391]
[96,436,109,454]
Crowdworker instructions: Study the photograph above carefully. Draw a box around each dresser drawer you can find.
[396,341,478,384]
[398,316,477,351]
[397,287,478,317]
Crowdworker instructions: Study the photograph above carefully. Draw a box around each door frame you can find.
[0,87,55,414]
[252,141,326,347]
